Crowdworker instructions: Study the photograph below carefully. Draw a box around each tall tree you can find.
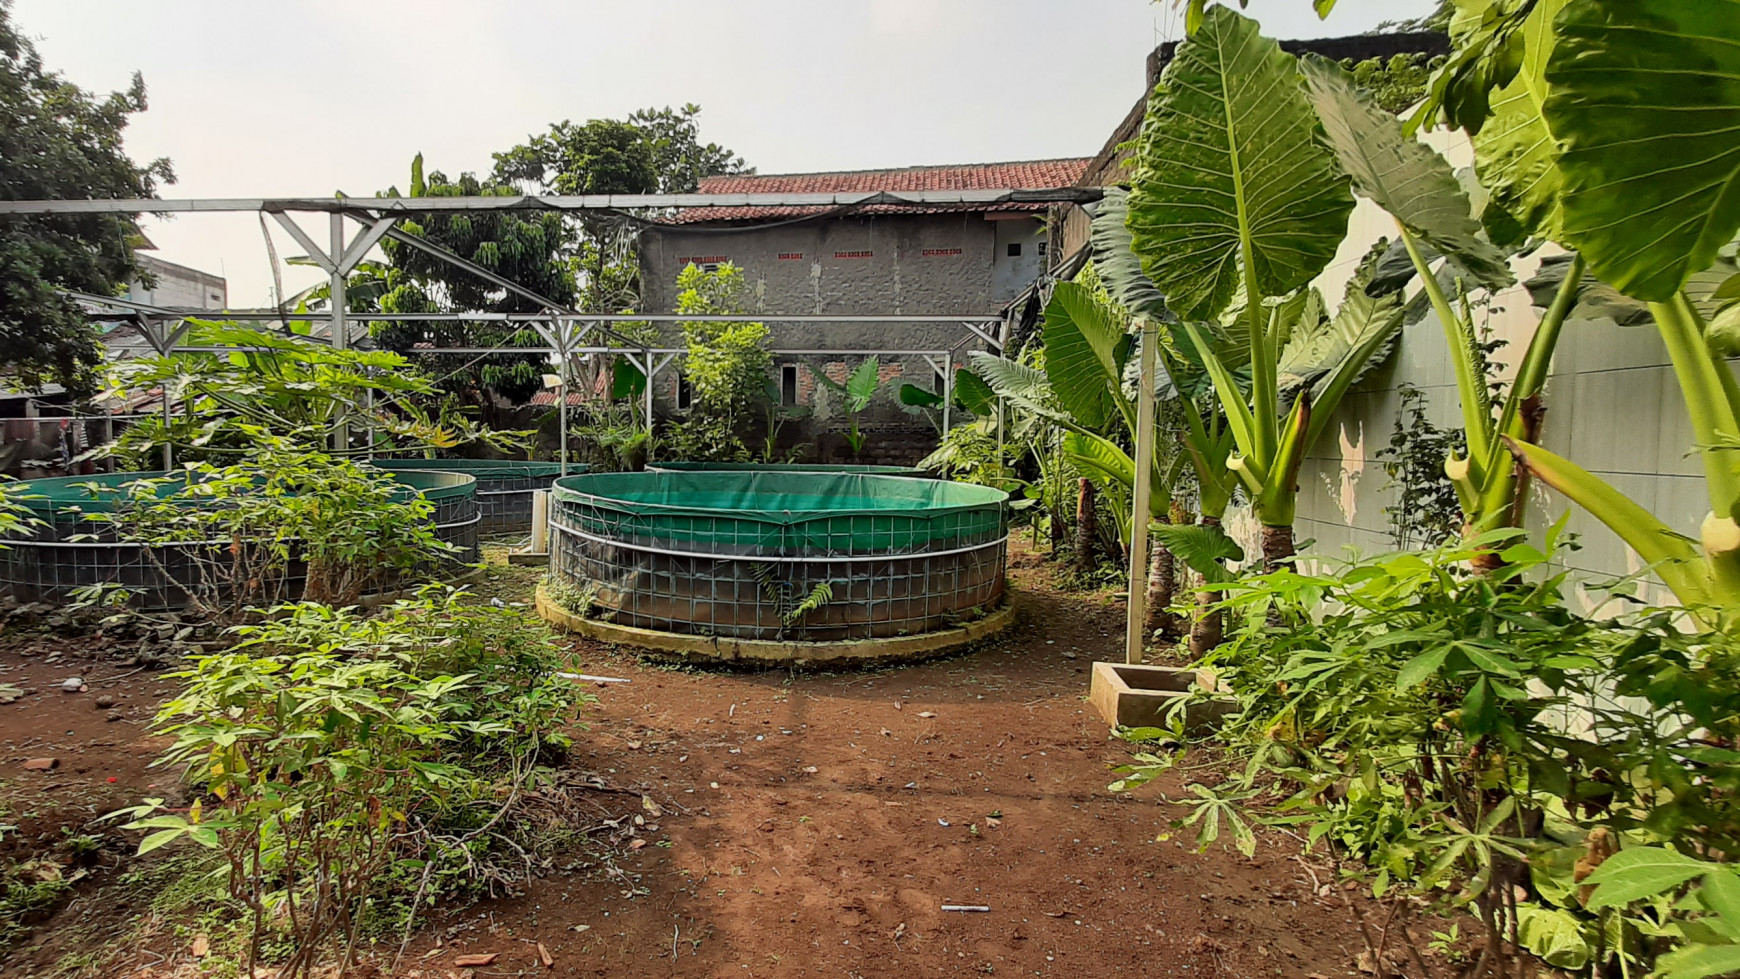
[493,106,749,313]
[0,0,172,395]
[365,156,575,415]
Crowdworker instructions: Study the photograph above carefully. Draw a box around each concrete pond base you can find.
[535,581,1017,668]
[1088,662,1240,735]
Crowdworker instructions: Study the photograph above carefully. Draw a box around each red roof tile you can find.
[667,159,1091,224]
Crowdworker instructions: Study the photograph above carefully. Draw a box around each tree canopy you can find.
[0,0,172,395]
[358,106,747,413]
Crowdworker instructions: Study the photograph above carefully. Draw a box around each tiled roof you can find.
[667,159,1092,224]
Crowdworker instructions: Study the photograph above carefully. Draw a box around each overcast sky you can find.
[13,0,1432,305]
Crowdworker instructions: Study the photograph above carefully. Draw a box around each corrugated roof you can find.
[667,159,1091,224]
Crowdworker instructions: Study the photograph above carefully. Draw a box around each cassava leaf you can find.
[1125,4,1353,320]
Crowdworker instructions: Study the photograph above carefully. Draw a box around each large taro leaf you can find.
[1042,282,1133,432]
[1126,4,1353,321]
[1470,0,1569,248]
[1152,522,1245,583]
[1088,188,1172,323]
[1525,251,1740,327]
[1276,244,1407,440]
[952,368,996,417]
[1544,0,1740,301]
[1062,431,1168,519]
[1301,56,1515,291]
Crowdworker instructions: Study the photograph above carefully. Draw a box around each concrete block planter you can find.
[1088,662,1240,735]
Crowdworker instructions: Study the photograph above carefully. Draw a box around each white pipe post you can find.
[559,326,569,477]
[328,213,349,453]
[642,350,654,460]
[1125,321,1159,665]
[941,359,953,435]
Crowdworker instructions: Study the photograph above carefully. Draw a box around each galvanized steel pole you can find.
[329,213,349,452]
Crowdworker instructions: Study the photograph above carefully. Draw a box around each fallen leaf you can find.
[985,817,1002,829]
[917,711,937,719]
[893,702,902,711]
[536,942,554,967]
[628,838,648,850]
[191,934,210,957]
[642,795,664,817]
[454,953,499,967]
[570,924,591,933]
[803,766,818,774]
[625,741,642,750]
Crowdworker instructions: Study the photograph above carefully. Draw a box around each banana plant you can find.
[967,286,1169,529]
[1461,0,1740,625]
[1125,5,1418,569]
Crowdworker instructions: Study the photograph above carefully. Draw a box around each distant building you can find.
[635,159,1090,462]
[125,254,227,311]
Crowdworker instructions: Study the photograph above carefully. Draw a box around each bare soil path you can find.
[0,544,1370,978]
[399,548,1365,979]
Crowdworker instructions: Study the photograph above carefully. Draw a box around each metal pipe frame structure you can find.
[36,190,1043,465]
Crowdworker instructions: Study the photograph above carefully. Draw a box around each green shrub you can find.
[88,440,454,618]
[1116,527,1740,976]
[112,589,591,978]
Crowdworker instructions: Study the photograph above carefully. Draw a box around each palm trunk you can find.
[1260,523,1295,572]
[1189,516,1226,656]
[1145,513,1178,638]
[1074,478,1098,576]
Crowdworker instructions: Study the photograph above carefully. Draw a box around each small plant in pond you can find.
[809,357,884,455]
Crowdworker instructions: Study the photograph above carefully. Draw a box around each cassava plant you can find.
[112,591,591,978]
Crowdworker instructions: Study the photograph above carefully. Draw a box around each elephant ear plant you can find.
[1419,0,1740,626]
[1124,4,1411,569]
[1297,55,1583,564]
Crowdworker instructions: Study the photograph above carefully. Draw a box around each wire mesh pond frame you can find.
[366,459,579,533]
[546,470,1009,645]
[0,470,480,609]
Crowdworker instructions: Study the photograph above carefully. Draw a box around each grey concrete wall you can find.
[635,212,1024,444]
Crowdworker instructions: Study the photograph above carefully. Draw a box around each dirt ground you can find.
[0,543,1377,978]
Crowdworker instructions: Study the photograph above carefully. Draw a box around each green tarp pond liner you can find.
[0,469,479,608]
[547,470,1008,641]
[646,462,925,476]
[551,470,1005,557]
[367,459,582,532]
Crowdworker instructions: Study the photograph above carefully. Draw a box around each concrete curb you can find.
[535,581,1016,667]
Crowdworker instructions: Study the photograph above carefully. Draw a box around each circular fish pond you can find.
[540,469,1012,665]
[0,469,479,609]
[645,461,926,476]
[368,458,583,533]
